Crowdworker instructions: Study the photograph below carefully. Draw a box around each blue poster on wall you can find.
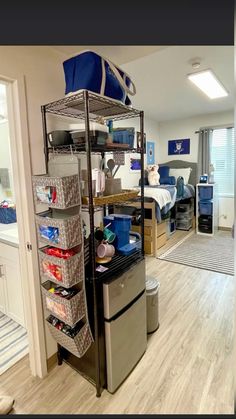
[147,141,155,164]
[168,138,190,155]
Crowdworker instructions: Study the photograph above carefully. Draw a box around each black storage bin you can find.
[71,130,108,146]
[198,215,212,226]
[199,224,212,234]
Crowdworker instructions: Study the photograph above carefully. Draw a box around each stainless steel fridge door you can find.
[103,259,146,319]
[105,292,147,393]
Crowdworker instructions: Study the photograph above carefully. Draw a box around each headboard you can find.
[159,160,197,186]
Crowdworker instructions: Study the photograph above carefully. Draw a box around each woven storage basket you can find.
[39,247,84,288]
[35,213,82,250]
[32,174,81,209]
[42,281,85,326]
[46,318,93,358]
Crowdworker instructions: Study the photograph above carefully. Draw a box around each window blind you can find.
[210,127,234,195]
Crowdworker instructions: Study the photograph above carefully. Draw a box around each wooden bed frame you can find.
[130,160,198,256]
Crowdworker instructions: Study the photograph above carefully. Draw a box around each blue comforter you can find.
[144,184,195,222]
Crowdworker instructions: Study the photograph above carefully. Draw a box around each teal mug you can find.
[103,227,116,244]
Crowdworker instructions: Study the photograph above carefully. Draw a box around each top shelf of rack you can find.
[43,90,141,122]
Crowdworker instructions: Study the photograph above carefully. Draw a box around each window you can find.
[210,127,234,196]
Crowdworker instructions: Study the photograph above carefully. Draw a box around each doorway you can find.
[0,76,47,379]
[0,81,28,374]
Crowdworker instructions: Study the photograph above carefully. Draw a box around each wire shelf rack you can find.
[43,90,141,121]
[48,144,142,155]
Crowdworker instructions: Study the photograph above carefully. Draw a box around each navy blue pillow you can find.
[160,176,176,185]
[159,165,169,178]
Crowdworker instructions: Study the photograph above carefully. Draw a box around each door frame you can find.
[0,74,47,378]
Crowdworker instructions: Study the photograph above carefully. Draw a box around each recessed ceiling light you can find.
[188,69,228,99]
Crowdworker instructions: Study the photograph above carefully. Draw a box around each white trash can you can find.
[146,276,160,333]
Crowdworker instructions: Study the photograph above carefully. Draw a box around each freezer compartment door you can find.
[103,259,145,319]
[105,292,147,393]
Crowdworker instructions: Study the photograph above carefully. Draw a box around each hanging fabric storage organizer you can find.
[35,212,83,249]
[32,174,81,209]
[41,281,86,327]
[33,173,93,359]
[46,317,93,358]
[39,246,84,288]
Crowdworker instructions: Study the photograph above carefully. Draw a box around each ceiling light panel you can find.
[188,70,228,99]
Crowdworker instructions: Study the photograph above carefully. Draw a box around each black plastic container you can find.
[199,224,212,234]
[71,130,108,145]
[47,130,73,146]
[198,215,212,226]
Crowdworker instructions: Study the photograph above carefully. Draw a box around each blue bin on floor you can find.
[199,186,213,201]
[199,202,213,216]
[0,207,17,224]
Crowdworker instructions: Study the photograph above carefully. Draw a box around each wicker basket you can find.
[46,318,93,358]
[35,213,82,250]
[42,281,85,326]
[39,247,84,288]
[82,189,139,206]
[32,174,81,209]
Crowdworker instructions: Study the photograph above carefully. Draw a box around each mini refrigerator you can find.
[103,259,147,393]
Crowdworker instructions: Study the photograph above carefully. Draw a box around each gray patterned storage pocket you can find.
[42,281,85,327]
[39,246,84,288]
[35,213,82,249]
[32,174,81,209]
[46,318,93,358]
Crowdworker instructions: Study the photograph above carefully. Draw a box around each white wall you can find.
[0,46,66,359]
[0,120,15,202]
[112,117,159,188]
[158,110,234,228]
[158,110,234,163]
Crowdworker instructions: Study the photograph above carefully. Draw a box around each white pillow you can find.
[169,167,192,185]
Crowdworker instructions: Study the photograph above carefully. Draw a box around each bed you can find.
[141,160,197,222]
[125,161,197,255]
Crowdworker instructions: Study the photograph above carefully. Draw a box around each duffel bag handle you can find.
[100,55,136,97]
[105,58,136,96]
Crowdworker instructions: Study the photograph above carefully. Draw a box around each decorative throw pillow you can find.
[160,176,176,185]
[169,167,192,185]
[158,165,169,178]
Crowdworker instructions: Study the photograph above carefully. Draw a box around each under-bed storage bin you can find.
[176,203,192,213]
[32,174,81,209]
[176,209,193,221]
[42,281,85,326]
[176,219,192,231]
[39,246,84,288]
[198,186,213,201]
[199,202,213,216]
[35,212,82,249]
[46,317,93,358]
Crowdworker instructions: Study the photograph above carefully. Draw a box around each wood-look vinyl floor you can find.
[1,257,234,414]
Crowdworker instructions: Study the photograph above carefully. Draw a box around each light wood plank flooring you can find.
[1,257,234,414]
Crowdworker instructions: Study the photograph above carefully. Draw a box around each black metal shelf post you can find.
[40,90,145,398]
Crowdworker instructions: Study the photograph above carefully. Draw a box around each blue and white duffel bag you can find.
[63,50,136,105]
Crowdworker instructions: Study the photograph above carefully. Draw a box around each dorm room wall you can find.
[158,110,234,228]
[0,46,66,359]
[112,117,159,188]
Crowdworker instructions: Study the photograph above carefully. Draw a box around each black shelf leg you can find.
[57,344,63,366]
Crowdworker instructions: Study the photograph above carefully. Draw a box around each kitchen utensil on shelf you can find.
[107,159,115,177]
[112,165,121,178]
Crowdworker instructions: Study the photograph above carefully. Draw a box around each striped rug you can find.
[158,230,234,276]
[0,312,28,375]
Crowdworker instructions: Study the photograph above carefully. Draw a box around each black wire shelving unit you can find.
[41,90,145,397]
